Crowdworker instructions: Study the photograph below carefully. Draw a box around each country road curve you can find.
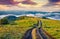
[22,21,55,39]
[22,28,55,39]
[32,28,51,39]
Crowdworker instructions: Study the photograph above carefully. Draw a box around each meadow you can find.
[0,16,60,39]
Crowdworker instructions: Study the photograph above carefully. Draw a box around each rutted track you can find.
[22,21,55,39]
[22,28,33,39]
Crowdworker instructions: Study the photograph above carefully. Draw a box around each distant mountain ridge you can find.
[0,11,60,15]
[0,11,60,20]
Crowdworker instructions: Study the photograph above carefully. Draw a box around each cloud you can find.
[0,0,37,5]
[43,0,60,7]
[49,0,60,5]
[49,0,60,3]
[21,0,37,5]
[0,0,19,5]
[0,0,60,12]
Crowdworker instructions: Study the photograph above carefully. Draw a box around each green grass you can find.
[41,19,60,39]
[0,16,60,39]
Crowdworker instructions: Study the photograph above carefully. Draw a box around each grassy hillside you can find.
[0,16,60,39]
[41,19,60,39]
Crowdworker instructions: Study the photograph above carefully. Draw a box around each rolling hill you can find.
[0,16,60,39]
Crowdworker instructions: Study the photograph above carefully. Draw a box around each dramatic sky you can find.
[0,0,60,12]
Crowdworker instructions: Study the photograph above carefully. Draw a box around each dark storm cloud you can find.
[48,0,60,5]
[0,0,19,5]
[49,0,60,3]
[44,0,60,7]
